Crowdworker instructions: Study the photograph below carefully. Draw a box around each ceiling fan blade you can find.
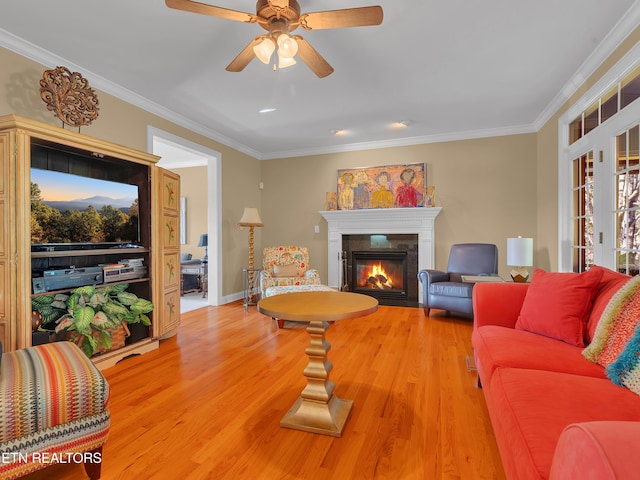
[300,6,383,30]
[165,0,256,23]
[226,37,264,73]
[293,36,334,78]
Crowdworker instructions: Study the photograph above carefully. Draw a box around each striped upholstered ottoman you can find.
[0,341,110,479]
[263,284,337,328]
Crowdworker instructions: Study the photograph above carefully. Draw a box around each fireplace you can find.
[343,234,419,307]
[351,251,409,304]
[320,207,442,305]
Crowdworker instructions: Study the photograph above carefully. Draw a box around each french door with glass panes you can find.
[566,102,640,274]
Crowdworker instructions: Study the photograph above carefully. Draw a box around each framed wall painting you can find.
[336,163,426,210]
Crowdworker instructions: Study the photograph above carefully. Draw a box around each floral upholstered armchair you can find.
[260,246,321,297]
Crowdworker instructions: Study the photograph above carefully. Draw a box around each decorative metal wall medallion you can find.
[39,66,100,128]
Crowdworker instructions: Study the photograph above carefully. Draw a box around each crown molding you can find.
[0,28,262,160]
[259,124,536,160]
[2,0,639,163]
[533,0,640,131]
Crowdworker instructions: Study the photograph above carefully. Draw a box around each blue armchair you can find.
[418,243,499,316]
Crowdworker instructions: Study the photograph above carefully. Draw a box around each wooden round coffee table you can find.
[258,291,378,437]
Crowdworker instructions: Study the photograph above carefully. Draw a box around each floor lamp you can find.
[238,208,264,303]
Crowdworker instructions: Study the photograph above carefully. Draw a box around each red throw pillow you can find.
[515,268,604,346]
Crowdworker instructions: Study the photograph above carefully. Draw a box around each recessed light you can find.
[259,107,276,114]
[390,120,412,130]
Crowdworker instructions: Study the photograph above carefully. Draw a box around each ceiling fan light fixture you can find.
[277,34,298,59]
[166,0,384,78]
[278,54,297,69]
[253,37,276,64]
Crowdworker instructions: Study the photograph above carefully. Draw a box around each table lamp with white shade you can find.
[507,237,533,283]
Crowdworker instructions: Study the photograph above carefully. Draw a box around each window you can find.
[615,125,640,275]
[571,152,595,272]
[560,42,640,274]
[569,65,640,145]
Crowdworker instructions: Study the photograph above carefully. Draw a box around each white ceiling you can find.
[0,1,638,160]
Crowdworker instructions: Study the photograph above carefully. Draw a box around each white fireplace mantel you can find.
[320,207,442,303]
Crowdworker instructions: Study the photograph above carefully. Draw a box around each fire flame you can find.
[364,262,393,289]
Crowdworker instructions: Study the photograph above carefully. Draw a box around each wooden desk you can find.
[180,261,207,297]
[258,291,378,437]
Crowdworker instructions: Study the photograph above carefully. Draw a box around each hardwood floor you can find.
[24,302,505,480]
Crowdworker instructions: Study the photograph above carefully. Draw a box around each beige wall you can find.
[0,46,260,298]
[261,134,538,281]
[172,166,208,260]
[3,24,640,300]
[171,161,264,295]
[535,26,640,272]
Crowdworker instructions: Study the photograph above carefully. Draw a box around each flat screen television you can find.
[31,167,141,249]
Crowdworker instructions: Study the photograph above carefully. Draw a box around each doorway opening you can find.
[148,127,221,309]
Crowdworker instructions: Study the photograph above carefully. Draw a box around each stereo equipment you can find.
[32,266,104,293]
[102,264,147,283]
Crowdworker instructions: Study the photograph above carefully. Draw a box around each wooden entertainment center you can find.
[0,114,181,368]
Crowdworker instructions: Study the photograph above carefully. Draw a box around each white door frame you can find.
[147,126,222,306]
[558,41,640,271]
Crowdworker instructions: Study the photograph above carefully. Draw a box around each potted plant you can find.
[32,283,153,357]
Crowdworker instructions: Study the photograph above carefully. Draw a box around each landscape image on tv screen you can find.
[31,168,140,245]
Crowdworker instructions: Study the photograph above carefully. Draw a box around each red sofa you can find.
[472,266,640,480]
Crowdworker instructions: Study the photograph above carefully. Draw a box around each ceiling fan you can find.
[165,0,383,78]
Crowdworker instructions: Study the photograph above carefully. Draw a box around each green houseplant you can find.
[32,283,153,357]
